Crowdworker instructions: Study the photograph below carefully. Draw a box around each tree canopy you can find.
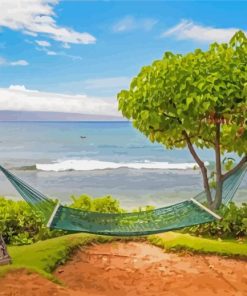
[118,31,247,209]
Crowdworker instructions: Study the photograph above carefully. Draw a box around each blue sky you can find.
[0,1,247,116]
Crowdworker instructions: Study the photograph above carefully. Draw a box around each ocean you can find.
[0,121,246,209]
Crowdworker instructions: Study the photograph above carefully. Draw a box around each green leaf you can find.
[186,97,193,107]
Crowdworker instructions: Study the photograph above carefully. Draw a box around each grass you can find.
[149,232,247,258]
[0,233,114,281]
[0,232,246,281]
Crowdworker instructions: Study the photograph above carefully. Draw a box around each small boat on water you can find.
[80,136,87,139]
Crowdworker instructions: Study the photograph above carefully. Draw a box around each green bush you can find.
[0,197,63,245]
[186,202,247,238]
[0,193,246,245]
[0,194,124,245]
[132,205,155,212]
[70,194,124,213]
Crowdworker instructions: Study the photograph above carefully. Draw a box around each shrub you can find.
[0,197,63,245]
[0,194,124,245]
[186,202,247,239]
[70,194,124,213]
[0,194,246,245]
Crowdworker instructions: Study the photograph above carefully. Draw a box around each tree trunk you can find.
[212,122,222,210]
[200,165,213,207]
[0,235,11,265]
[213,180,223,210]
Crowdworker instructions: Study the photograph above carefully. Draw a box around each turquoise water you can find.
[0,121,214,166]
[0,121,246,208]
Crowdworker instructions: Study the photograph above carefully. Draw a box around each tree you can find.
[117,31,247,210]
[0,235,11,265]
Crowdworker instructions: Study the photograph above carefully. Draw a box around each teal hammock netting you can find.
[0,164,246,236]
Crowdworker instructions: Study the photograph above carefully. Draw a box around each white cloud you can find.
[47,50,57,56]
[0,85,119,116]
[35,40,51,47]
[162,20,243,43]
[113,16,157,33]
[0,0,96,45]
[37,45,82,60]
[0,57,29,66]
[10,60,29,66]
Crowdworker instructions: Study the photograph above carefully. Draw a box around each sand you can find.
[0,241,247,296]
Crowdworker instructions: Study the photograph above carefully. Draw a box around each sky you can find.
[0,0,247,117]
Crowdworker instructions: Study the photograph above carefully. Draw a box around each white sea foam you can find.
[36,159,209,172]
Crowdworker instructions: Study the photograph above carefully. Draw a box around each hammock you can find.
[0,164,246,236]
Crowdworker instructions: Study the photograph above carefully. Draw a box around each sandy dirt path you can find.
[0,241,247,296]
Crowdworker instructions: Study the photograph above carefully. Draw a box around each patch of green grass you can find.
[148,232,247,258]
[1,232,246,282]
[0,233,113,280]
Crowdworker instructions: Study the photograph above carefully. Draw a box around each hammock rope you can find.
[0,164,246,236]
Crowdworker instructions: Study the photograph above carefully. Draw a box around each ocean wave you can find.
[35,159,209,172]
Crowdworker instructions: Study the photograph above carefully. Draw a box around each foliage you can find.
[118,31,247,155]
[148,232,247,258]
[208,157,236,189]
[0,194,124,245]
[70,194,124,213]
[118,31,247,208]
[69,194,155,213]
[187,202,247,238]
[132,205,155,212]
[0,197,63,245]
[223,157,235,171]
[0,193,246,246]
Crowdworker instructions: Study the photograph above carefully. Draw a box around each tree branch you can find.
[163,112,182,123]
[182,131,206,167]
[149,126,164,133]
[198,136,215,145]
[162,114,214,146]
[182,130,213,205]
